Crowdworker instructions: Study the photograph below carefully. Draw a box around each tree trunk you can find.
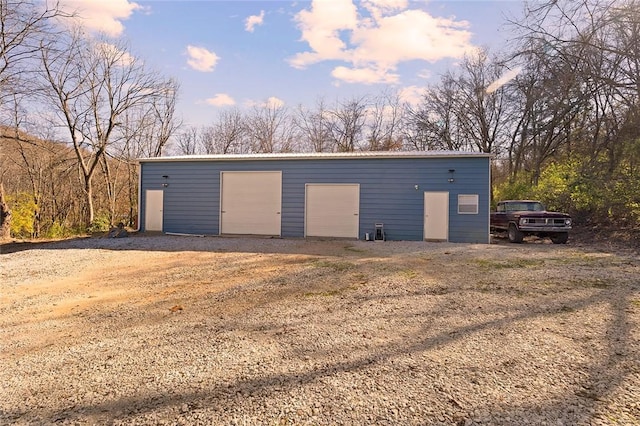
[0,181,12,240]
[84,179,94,227]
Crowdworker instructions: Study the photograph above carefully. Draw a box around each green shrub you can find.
[494,155,640,226]
[43,221,72,239]
[88,211,111,233]
[7,193,37,238]
[493,174,535,208]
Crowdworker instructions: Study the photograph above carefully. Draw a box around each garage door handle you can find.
[354,213,358,216]
[221,211,226,213]
[277,212,281,214]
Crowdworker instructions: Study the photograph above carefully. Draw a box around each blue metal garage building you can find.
[138,151,491,243]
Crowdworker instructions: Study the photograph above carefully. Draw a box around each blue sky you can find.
[59,0,524,128]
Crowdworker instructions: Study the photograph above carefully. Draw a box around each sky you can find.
[57,0,525,129]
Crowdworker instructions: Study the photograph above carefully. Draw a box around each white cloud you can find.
[486,66,522,94]
[244,97,286,109]
[59,0,143,37]
[331,66,398,85]
[205,94,236,107]
[352,10,472,67]
[398,85,427,106]
[361,0,407,20]
[245,10,265,33]
[289,0,475,85]
[289,0,358,68]
[266,96,285,108]
[186,45,220,72]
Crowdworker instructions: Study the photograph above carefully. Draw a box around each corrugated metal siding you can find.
[139,156,490,243]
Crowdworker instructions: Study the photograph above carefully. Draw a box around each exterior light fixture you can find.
[448,169,455,183]
[414,184,419,190]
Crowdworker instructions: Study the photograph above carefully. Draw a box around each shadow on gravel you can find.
[0,236,92,254]
[1,233,461,257]
[4,225,637,257]
[7,266,637,425]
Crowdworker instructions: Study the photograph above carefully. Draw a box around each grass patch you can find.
[311,259,354,271]
[343,245,366,253]
[303,286,355,298]
[551,253,625,269]
[400,269,420,279]
[350,272,368,285]
[473,258,544,269]
[304,289,343,297]
[570,278,613,289]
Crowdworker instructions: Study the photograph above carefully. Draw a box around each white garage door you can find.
[305,184,359,238]
[220,171,282,235]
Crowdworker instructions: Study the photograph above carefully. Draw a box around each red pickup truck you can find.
[490,200,572,244]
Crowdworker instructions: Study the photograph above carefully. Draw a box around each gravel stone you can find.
[1,234,639,425]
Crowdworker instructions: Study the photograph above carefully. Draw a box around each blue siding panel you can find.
[140,156,490,243]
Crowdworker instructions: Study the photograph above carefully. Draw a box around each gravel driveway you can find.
[1,235,639,425]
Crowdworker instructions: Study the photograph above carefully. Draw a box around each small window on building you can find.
[458,194,479,214]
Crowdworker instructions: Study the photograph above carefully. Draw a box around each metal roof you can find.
[138,150,492,163]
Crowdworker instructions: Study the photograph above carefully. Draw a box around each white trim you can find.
[139,151,492,163]
[135,163,142,232]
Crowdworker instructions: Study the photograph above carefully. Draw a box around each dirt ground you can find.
[1,231,639,425]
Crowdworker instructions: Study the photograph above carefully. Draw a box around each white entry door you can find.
[220,171,282,235]
[424,191,449,241]
[305,184,359,238]
[145,190,164,231]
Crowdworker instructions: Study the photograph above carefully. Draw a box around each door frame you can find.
[423,191,449,241]
[145,189,164,232]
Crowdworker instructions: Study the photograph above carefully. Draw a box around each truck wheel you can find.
[508,224,524,243]
[550,232,569,244]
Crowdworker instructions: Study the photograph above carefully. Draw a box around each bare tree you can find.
[0,0,67,103]
[0,180,10,239]
[0,0,67,238]
[365,91,404,151]
[506,0,640,182]
[1,120,82,238]
[40,30,178,226]
[128,78,181,158]
[175,126,199,155]
[293,98,332,152]
[198,125,217,154]
[420,77,466,151]
[112,79,180,225]
[245,101,295,153]
[200,108,247,154]
[406,72,483,152]
[325,97,368,152]
[451,50,510,154]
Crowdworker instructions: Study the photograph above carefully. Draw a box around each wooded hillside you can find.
[0,126,136,238]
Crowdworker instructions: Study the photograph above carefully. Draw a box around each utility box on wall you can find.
[374,223,385,242]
